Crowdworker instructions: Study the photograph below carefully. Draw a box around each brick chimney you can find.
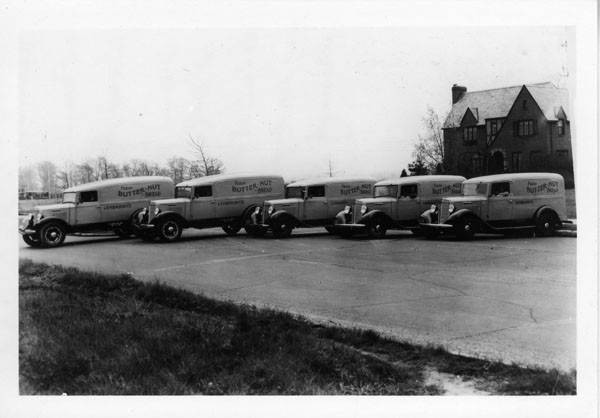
[452,84,467,104]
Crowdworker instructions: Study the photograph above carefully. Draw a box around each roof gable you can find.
[443,82,568,128]
[460,108,479,126]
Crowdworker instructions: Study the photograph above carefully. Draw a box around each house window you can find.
[513,120,536,137]
[557,119,565,136]
[472,154,482,173]
[511,152,522,171]
[79,191,98,203]
[194,185,212,198]
[486,118,505,144]
[462,127,477,145]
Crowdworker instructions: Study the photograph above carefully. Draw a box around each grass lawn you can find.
[19,259,576,395]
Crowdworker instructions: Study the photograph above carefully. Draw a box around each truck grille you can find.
[438,202,450,223]
[352,203,363,223]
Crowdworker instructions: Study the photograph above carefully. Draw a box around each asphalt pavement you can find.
[18,227,576,371]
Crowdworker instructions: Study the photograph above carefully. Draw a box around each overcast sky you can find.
[19,26,573,180]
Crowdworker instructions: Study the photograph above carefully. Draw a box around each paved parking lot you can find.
[19,228,576,371]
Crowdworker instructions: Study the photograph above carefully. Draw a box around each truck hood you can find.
[356,197,396,205]
[33,203,74,212]
[151,198,190,206]
[265,198,303,206]
[442,196,487,204]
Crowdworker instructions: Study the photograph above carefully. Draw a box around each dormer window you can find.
[557,119,565,136]
[462,127,477,145]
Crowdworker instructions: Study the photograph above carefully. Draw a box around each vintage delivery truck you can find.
[19,176,174,248]
[137,173,285,242]
[333,175,466,237]
[418,172,570,239]
[249,177,375,238]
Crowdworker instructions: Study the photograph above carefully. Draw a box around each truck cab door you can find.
[487,182,514,221]
[75,191,101,225]
[396,184,420,225]
[303,185,327,221]
[190,185,216,220]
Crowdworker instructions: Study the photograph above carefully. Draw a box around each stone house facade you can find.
[442,82,573,186]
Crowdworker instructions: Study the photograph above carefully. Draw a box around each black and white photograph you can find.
[1,0,598,417]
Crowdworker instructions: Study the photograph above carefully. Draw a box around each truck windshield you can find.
[463,183,487,196]
[175,186,192,198]
[62,192,77,204]
[285,187,304,199]
[374,185,398,198]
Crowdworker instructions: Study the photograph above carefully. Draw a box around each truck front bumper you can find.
[19,227,37,236]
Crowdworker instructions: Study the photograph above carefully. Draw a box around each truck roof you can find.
[64,176,173,193]
[287,176,375,188]
[177,173,283,187]
[375,175,466,187]
[464,172,564,184]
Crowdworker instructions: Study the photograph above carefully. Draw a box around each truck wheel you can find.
[324,226,335,235]
[423,229,439,240]
[535,211,558,237]
[367,217,387,238]
[271,217,294,238]
[158,218,183,242]
[222,222,242,236]
[454,216,476,240]
[22,233,42,247]
[39,222,67,248]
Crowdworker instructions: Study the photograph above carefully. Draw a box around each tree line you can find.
[19,139,223,196]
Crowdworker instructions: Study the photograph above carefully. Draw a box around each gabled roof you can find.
[443,82,569,129]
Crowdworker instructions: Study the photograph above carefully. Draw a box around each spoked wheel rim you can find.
[369,221,387,238]
[161,220,180,240]
[43,225,65,246]
[23,234,42,247]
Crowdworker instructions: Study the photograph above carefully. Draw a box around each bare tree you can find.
[412,107,446,173]
[188,135,224,176]
[167,157,190,183]
[37,161,58,194]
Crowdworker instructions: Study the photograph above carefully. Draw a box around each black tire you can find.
[271,217,294,238]
[39,222,67,248]
[222,222,242,236]
[367,216,387,238]
[535,211,558,237]
[324,226,335,235]
[22,233,42,247]
[454,216,477,240]
[245,224,266,237]
[157,218,183,242]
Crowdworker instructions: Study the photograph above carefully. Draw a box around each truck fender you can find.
[153,211,188,228]
[445,208,480,224]
[359,210,392,226]
[269,210,299,227]
[34,217,71,233]
[533,205,560,223]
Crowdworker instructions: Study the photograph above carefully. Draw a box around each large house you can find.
[442,82,573,186]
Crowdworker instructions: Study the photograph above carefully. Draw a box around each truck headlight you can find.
[267,206,274,215]
[430,204,437,212]
[254,206,262,214]
[360,204,368,215]
[154,208,161,216]
[344,205,351,214]
[448,203,455,214]
[35,213,44,222]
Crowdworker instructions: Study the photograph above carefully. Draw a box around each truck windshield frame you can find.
[285,187,305,199]
[463,183,487,196]
[62,192,77,204]
[175,186,192,199]
[374,185,398,198]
